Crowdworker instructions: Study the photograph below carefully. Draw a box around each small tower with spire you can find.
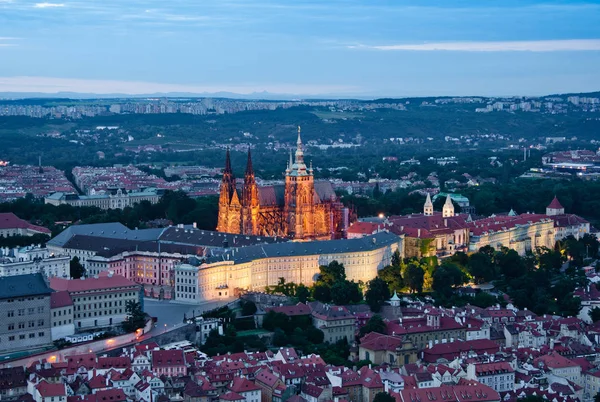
[217,148,241,233]
[424,193,433,216]
[442,194,455,217]
[546,196,564,216]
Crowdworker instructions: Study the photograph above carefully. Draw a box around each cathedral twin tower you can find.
[216,127,347,240]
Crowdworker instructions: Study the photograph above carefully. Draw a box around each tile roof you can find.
[50,290,73,308]
[548,196,564,210]
[152,350,186,367]
[534,351,578,369]
[220,391,246,401]
[0,212,51,233]
[0,273,52,299]
[265,303,311,316]
[0,367,26,391]
[360,332,403,352]
[229,377,261,393]
[36,381,67,397]
[50,272,138,293]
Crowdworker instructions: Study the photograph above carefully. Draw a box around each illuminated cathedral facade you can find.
[217,127,348,240]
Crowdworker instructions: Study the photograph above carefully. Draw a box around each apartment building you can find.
[0,273,53,354]
[49,272,142,331]
[0,245,70,278]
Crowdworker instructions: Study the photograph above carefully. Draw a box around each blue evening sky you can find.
[0,0,599,97]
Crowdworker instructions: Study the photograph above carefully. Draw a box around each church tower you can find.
[546,196,565,216]
[242,148,260,234]
[442,194,455,217]
[424,193,433,216]
[284,126,316,239]
[216,148,241,233]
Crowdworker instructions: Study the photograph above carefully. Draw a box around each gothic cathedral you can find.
[217,127,348,240]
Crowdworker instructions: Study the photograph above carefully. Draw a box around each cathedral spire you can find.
[245,147,254,176]
[224,147,233,175]
[443,193,455,217]
[294,126,306,171]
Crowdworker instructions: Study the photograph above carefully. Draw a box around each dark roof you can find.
[49,223,161,247]
[0,273,52,299]
[0,367,26,391]
[218,231,400,264]
[158,226,284,248]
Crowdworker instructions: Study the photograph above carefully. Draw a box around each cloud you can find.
[350,39,600,52]
[34,2,65,8]
[0,76,358,95]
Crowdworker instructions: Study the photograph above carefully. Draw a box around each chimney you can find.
[418,229,421,237]
[193,222,197,229]
[444,219,447,227]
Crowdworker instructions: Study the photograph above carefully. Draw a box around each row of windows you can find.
[76,292,135,302]
[7,307,45,317]
[53,319,72,326]
[76,309,123,318]
[7,320,45,330]
[4,331,45,341]
[77,300,123,310]
[53,309,72,317]
[6,297,46,303]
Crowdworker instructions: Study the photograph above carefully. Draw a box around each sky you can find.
[0,0,599,97]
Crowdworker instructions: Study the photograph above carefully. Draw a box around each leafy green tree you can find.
[536,246,564,274]
[582,234,600,259]
[313,284,332,303]
[318,261,347,286]
[468,252,495,284]
[433,263,467,297]
[360,314,387,337]
[472,292,498,308]
[391,249,402,268]
[296,284,310,303]
[306,326,325,344]
[373,392,396,402]
[404,263,425,293]
[262,311,290,332]
[273,328,288,347]
[497,249,525,278]
[378,265,404,294]
[331,280,363,305]
[589,307,600,323]
[69,256,85,279]
[122,301,146,333]
[241,300,257,316]
[365,277,391,312]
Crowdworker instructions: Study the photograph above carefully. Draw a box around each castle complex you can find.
[217,127,348,240]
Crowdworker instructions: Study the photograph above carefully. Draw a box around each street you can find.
[142,298,235,338]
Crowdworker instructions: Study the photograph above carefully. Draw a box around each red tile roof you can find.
[220,391,246,401]
[360,332,403,352]
[534,352,578,370]
[347,222,388,235]
[50,291,73,308]
[36,381,66,397]
[152,350,186,367]
[265,303,311,316]
[474,362,514,376]
[229,377,261,393]
[50,273,138,293]
[0,212,51,233]
[548,197,564,210]
[93,389,127,402]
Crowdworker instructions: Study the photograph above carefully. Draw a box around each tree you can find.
[391,249,402,268]
[468,252,495,284]
[365,277,391,313]
[318,261,347,286]
[536,246,564,274]
[69,256,85,279]
[373,392,396,402]
[589,307,600,323]
[595,391,600,402]
[306,326,325,344]
[262,311,290,332]
[296,284,310,303]
[273,328,287,347]
[331,280,363,305]
[313,284,332,303]
[241,300,257,316]
[122,301,146,333]
[378,265,404,294]
[360,314,387,336]
[497,249,525,278]
[404,263,425,293]
[433,262,468,297]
